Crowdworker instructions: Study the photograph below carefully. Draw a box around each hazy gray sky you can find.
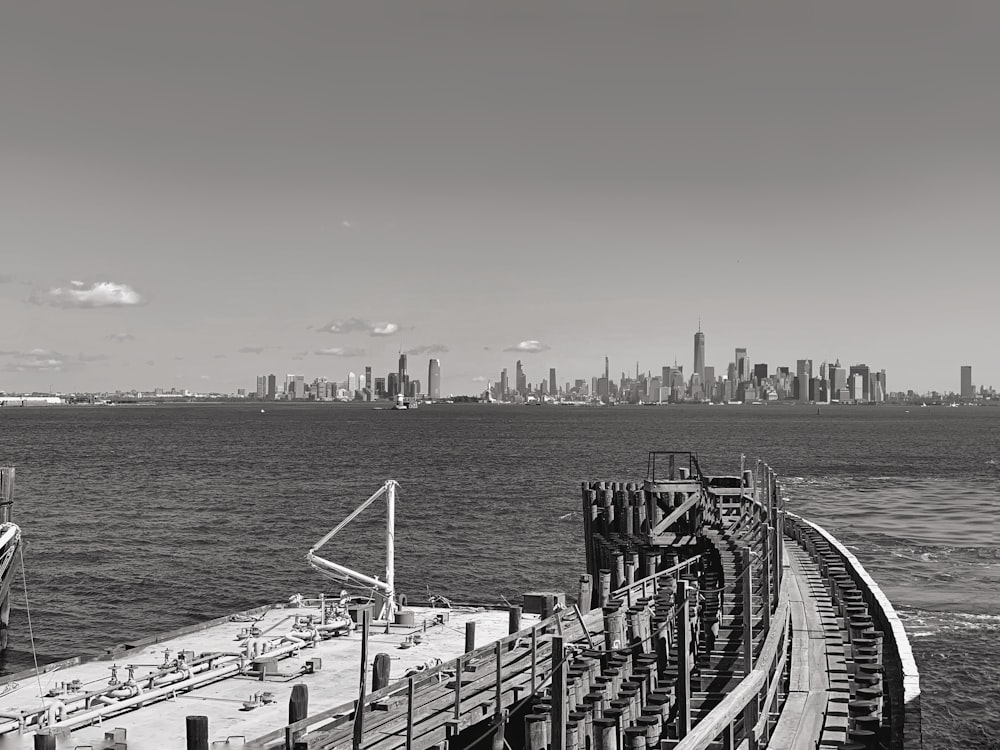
[2,1,997,394]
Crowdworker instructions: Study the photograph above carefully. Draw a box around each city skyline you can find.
[3,3,999,395]
[1,328,993,399]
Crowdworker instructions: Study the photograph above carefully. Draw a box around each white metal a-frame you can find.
[306,480,399,626]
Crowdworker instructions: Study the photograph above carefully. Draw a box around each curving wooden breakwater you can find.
[0,455,919,748]
[246,452,920,750]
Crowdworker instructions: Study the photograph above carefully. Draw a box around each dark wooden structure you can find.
[246,453,919,750]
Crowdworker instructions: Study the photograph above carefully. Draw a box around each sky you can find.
[2,1,998,395]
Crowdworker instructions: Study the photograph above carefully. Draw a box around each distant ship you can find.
[391,394,417,410]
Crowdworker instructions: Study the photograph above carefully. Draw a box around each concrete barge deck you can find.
[0,603,518,749]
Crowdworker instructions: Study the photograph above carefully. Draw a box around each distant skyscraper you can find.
[365,366,372,394]
[428,359,441,399]
[255,375,266,399]
[605,356,610,384]
[693,327,705,383]
[266,373,276,399]
[849,364,871,402]
[829,364,847,400]
[960,366,974,398]
[500,368,509,400]
[796,359,812,403]
[703,366,715,401]
[549,368,557,396]
[735,348,749,382]
[387,372,399,398]
[516,360,526,396]
[753,363,768,382]
[348,371,358,394]
[398,353,408,394]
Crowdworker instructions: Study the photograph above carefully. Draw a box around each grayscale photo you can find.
[0,2,996,748]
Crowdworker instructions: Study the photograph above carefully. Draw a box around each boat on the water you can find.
[0,454,919,750]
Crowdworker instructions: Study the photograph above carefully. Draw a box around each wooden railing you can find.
[252,457,792,750]
[250,556,699,750]
[673,573,791,750]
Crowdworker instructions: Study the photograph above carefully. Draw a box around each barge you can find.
[0,454,920,750]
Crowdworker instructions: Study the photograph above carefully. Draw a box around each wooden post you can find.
[675,581,690,739]
[373,653,392,691]
[289,683,309,725]
[509,605,522,636]
[465,621,476,653]
[353,610,370,750]
[185,715,209,750]
[406,677,415,750]
[761,526,771,631]
[583,486,596,577]
[454,655,463,719]
[599,570,612,607]
[614,553,626,590]
[552,635,567,750]
[493,641,505,750]
[742,548,754,674]
[579,574,593,612]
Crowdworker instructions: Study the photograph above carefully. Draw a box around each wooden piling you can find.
[509,605,522,636]
[465,621,476,653]
[185,715,209,750]
[675,580,691,739]
[599,570,612,607]
[372,653,392,692]
[579,574,593,611]
[289,684,309,725]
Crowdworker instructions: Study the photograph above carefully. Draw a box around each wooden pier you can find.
[0,456,920,750]
[239,453,920,750]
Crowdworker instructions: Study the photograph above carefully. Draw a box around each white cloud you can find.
[504,340,550,353]
[106,332,135,342]
[407,344,449,355]
[35,281,144,308]
[471,375,489,383]
[321,318,401,337]
[315,347,365,357]
[238,346,270,354]
[0,348,68,372]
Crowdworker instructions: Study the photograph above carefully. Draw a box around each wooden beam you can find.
[649,493,701,536]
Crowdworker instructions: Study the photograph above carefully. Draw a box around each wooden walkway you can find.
[768,544,851,749]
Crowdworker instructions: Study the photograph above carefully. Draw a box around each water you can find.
[0,403,996,748]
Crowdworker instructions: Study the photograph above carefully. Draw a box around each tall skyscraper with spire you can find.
[693,322,705,383]
[398,352,408,394]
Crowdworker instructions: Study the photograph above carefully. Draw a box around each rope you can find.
[19,545,46,713]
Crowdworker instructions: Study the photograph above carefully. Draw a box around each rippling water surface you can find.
[0,403,996,747]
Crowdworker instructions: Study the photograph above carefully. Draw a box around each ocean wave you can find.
[899,608,1000,635]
